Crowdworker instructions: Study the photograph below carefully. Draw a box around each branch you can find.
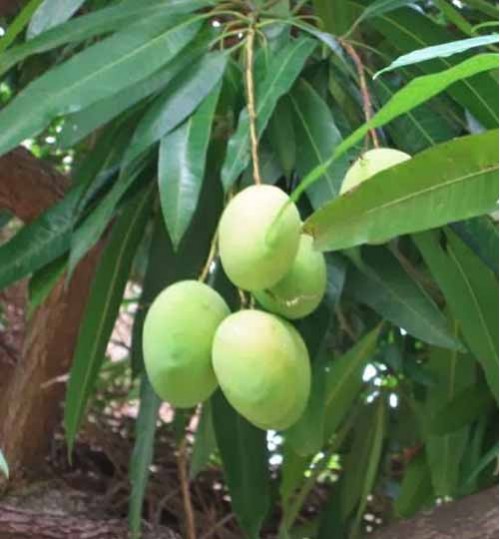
[373,486,499,539]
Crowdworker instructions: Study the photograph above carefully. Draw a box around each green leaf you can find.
[124,51,228,165]
[0,0,208,77]
[280,442,310,506]
[27,0,86,38]
[340,400,386,525]
[450,217,499,274]
[27,255,67,318]
[463,442,499,489]
[59,26,214,148]
[159,82,221,249]
[395,452,434,518]
[293,53,499,199]
[190,401,217,479]
[0,0,44,54]
[212,391,271,539]
[64,185,153,453]
[268,97,296,179]
[347,0,414,36]
[375,34,499,78]
[323,326,381,441]
[0,14,203,157]
[347,247,462,349]
[221,37,316,190]
[414,230,499,401]
[424,335,476,497]
[129,375,161,538]
[304,130,499,251]
[313,0,352,35]
[290,79,349,209]
[0,449,8,479]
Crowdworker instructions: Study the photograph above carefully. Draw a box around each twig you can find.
[177,438,197,539]
[245,24,262,185]
[340,40,380,149]
[200,513,235,539]
[198,231,219,283]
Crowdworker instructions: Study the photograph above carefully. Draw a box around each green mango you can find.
[218,185,301,291]
[254,234,327,320]
[143,280,230,408]
[212,310,311,430]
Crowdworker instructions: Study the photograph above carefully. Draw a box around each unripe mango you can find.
[143,280,229,408]
[212,310,311,430]
[218,185,301,291]
[254,234,327,320]
[340,148,411,194]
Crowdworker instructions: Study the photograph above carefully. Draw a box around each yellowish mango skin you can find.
[218,185,301,291]
[254,234,327,320]
[212,310,311,430]
[340,148,411,194]
[143,280,230,408]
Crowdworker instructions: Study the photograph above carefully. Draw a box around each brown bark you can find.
[0,504,180,538]
[0,148,101,481]
[373,486,499,539]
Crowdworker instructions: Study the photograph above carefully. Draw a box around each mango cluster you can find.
[142,185,328,431]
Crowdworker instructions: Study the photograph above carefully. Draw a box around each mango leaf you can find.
[221,37,316,190]
[27,0,86,38]
[313,0,352,36]
[0,0,208,77]
[0,449,8,479]
[304,130,499,251]
[365,6,499,128]
[375,34,499,78]
[348,0,414,35]
[268,97,296,179]
[0,0,44,54]
[212,391,271,539]
[0,14,202,158]
[64,185,153,453]
[129,375,161,538]
[159,82,221,249]
[424,334,476,497]
[340,400,386,526]
[27,255,67,318]
[451,217,499,274]
[414,230,499,401]
[280,442,310,506]
[190,401,217,479]
[463,442,499,489]
[395,452,434,518]
[60,27,214,148]
[293,53,499,199]
[124,51,228,165]
[290,79,349,209]
[347,247,461,349]
[324,325,381,441]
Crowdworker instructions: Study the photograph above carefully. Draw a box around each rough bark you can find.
[0,148,101,481]
[373,486,499,539]
[0,505,180,539]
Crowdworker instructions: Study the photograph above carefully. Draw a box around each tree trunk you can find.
[0,148,102,482]
[373,486,499,539]
[0,504,179,539]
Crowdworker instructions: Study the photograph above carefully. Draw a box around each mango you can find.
[212,310,311,430]
[254,234,327,320]
[218,185,301,291]
[340,148,411,194]
[143,280,230,408]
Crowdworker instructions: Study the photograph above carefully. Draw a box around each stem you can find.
[245,24,263,186]
[177,438,197,539]
[340,39,380,149]
[198,231,219,283]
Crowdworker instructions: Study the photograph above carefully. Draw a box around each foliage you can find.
[0,0,498,537]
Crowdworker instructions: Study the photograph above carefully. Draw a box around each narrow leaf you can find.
[221,37,316,190]
[159,82,221,248]
[395,452,434,518]
[347,247,462,350]
[212,391,271,539]
[348,0,414,35]
[129,375,161,538]
[124,51,228,165]
[27,255,67,318]
[64,185,153,453]
[414,230,499,401]
[304,131,499,251]
[293,54,499,200]
[28,0,86,38]
[375,34,499,78]
[0,0,44,54]
[0,14,202,157]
